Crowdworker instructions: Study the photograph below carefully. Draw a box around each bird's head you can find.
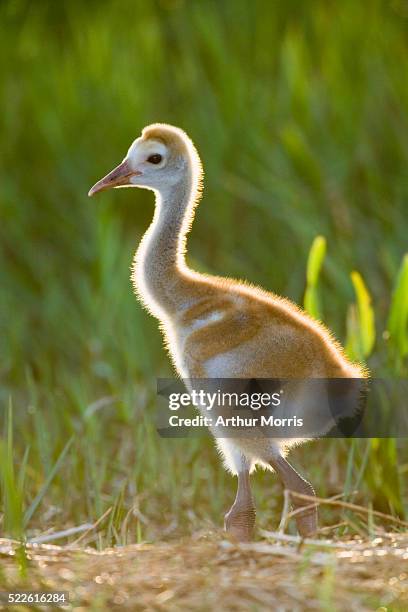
[88,123,200,197]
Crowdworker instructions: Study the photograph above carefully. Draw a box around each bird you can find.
[89,123,367,541]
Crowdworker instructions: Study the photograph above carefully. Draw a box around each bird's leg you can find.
[270,455,317,537]
[224,469,256,542]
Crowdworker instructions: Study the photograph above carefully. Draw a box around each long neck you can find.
[133,168,199,319]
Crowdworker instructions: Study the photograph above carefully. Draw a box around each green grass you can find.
[0,0,408,547]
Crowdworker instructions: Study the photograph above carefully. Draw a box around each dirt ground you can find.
[1,530,408,611]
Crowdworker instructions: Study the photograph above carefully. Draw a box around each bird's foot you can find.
[294,506,318,538]
[291,480,318,537]
[224,504,256,542]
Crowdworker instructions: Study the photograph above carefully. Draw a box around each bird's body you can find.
[89,123,366,540]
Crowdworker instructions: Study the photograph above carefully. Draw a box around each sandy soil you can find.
[1,531,408,610]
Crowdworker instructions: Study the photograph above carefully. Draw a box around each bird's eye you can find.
[147,154,162,164]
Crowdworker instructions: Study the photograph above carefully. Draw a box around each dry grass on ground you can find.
[1,529,408,611]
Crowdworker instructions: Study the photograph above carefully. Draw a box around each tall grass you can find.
[0,0,407,544]
[305,238,408,519]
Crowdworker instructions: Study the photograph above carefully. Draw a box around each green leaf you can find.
[306,235,327,285]
[349,271,376,359]
[387,254,408,358]
[304,235,326,319]
[345,304,360,361]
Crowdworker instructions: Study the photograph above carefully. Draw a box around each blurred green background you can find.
[1,0,408,545]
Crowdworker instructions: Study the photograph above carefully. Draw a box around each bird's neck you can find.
[132,168,199,319]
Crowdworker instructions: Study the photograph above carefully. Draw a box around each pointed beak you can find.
[88,160,142,197]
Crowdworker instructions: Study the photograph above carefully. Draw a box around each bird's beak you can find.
[88,160,142,197]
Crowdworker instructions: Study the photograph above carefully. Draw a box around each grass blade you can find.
[0,400,24,538]
[23,437,74,528]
